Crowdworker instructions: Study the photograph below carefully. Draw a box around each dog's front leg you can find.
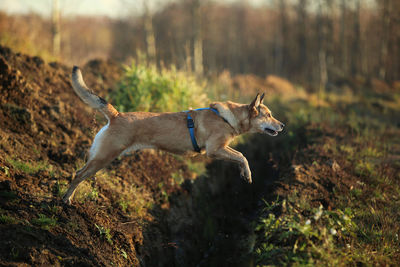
[207,146,252,183]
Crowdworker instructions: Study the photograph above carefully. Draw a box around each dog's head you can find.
[247,93,285,136]
[210,93,285,136]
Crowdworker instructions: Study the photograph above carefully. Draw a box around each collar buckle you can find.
[187,118,195,128]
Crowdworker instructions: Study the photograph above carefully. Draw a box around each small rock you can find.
[327,159,340,172]
[332,161,341,172]
[291,164,301,172]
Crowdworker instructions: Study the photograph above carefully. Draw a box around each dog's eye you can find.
[267,113,271,118]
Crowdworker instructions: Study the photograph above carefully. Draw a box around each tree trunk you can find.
[276,0,288,77]
[317,0,328,88]
[324,0,334,77]
[228,9,239,74]
[340,0,348,75]
[351,0,361,76]
[296,0,307,82]
[51,0,61,58]
[143,1,156,64]
[192,0,203,76]
[379,0,390,80]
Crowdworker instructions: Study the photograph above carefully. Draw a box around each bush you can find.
[111,62,208,112]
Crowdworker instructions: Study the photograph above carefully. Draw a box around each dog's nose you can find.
[281,122,285,128]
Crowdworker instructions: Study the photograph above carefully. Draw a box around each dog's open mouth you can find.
[264,128,278,136]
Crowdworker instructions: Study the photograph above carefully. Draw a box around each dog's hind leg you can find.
[62,144,123,204]
[62,121,128,204]
[62,159,101,204]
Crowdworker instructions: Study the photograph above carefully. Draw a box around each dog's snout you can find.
[278,122,285,131]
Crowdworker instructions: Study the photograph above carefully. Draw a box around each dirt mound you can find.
[0,46,192,266]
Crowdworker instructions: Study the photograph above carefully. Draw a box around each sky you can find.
[0,0,269,18]
[0,0,133,18]
[0,0,376,18]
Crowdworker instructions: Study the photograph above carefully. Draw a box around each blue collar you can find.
[184,108,221,153]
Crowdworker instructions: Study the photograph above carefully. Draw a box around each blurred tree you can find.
[351,0,361,76]
[296,0,308,82]
[51,0,61,57]
[276,0,288,76]
[340,0,348,75]
[317,0,328,89]
[378,0,390,80]
[191,0,203,76]
[143,0,156,64]
[2,0,398,85]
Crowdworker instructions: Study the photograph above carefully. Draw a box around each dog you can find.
[62,66,285,204]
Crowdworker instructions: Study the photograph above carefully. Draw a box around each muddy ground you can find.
[1,45,399,266]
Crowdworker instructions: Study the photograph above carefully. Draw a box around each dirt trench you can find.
[141,131,307,267]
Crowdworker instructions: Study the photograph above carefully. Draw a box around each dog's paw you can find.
[244,174,252,183]
[240,167,252,183]
[62,195,72,205]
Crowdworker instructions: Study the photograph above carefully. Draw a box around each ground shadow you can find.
[141,131,306,266]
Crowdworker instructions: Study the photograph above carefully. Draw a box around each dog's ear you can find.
[249,93,261,117]
[250,93,261,108]
[260,92,265,104]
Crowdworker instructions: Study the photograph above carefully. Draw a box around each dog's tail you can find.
[71,66,118,120]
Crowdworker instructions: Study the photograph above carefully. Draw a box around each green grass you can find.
[186,159,208,177]
[66,221,79,232]
[95,223,113,245]
[53,180,68,198]
[32,214,57,230]
[171,171,185,186]
[0,214,19,224]
[118,199,129,213]
[86,187,99,201]
[44,204,61,215]
[110,61,208,112]
[157,182,169,203]
[6,157,49,174]
[74,180,99,203]
[0,166,10,177]
[120,249,128,259]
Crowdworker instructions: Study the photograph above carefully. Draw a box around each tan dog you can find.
[62,66,284,204]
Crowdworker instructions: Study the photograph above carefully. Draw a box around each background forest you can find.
[1,0,399,86]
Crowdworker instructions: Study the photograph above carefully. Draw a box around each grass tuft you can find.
[95,223,113,245]
[6,157,49,174]
[32,214,57,230]
[0,214,19,224]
